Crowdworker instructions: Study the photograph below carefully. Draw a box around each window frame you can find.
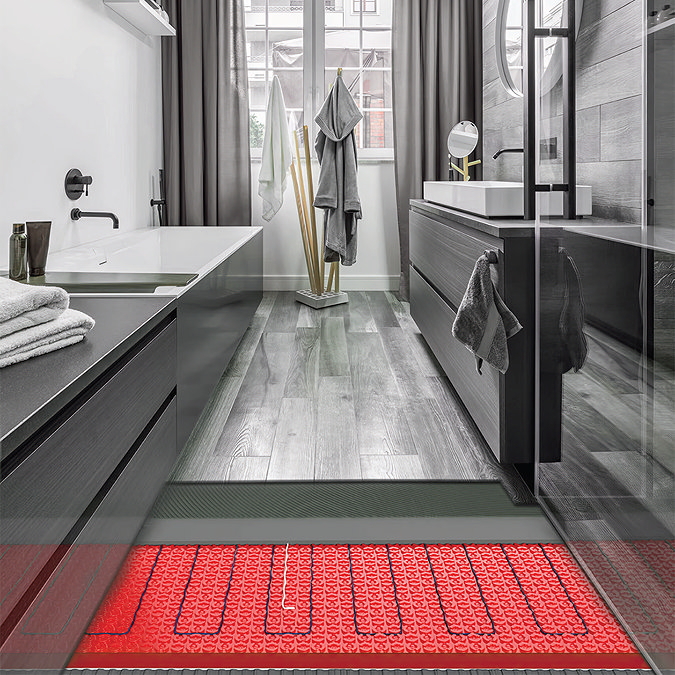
[247,0,393,161]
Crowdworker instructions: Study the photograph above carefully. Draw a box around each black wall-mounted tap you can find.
[71,208,119,229]
[492,147,524,160]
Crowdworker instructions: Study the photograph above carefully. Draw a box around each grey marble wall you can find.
[482,0,643,223]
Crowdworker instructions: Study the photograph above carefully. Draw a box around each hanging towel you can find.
[258,76,293,222]
[452,252,522,374]
[559,248,588,373]
[314,74,363,266]
[0,307,95,368]
[0,276,68,338]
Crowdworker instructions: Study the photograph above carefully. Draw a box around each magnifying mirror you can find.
[447,121,479,159]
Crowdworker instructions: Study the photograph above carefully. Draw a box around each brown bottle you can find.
[9,223,27,281]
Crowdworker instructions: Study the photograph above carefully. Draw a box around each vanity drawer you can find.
[0,397,177,670]
[410,209,503,309]
[410,267,500,458]
[0,319,177,549]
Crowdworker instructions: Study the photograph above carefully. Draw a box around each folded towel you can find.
[559,248,587,373]
[0,308,95,368]
[0,277,69,338]
[452,251,522,374]
[258,75,293,222]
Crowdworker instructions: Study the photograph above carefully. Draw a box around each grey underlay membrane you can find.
[137,481,561,545]
[150,481,535,520]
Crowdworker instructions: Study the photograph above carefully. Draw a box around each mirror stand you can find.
[449,154,482,181]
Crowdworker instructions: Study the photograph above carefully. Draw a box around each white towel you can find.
[0,277,69,338]
[258,75,293,222]
[0,308,95,368]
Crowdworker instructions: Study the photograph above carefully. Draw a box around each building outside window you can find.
[352,0,377,14]
[244,0,392,158]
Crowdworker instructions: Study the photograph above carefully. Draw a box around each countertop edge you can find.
[410,199,536,238]
[0,297,176,461]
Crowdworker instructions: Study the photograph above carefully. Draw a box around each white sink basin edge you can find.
[423,181,593,218]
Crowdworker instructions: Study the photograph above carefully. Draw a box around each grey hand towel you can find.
[0,308,95,368]
[314,74,363,266]
[0,277,69,338]
[452,252,522,374]
[559,249,587,373]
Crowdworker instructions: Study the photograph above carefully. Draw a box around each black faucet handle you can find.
[65,168,93,199]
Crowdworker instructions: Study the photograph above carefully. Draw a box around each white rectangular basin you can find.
[423,180,592,218]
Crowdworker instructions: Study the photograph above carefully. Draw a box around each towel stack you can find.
[0,278,95,368]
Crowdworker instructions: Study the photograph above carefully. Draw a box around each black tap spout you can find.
[492,147,524,159]
[71,208,119,229]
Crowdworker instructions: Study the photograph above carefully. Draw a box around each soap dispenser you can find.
[9,223,27,281]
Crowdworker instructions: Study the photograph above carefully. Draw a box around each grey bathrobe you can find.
[314,76,363,266]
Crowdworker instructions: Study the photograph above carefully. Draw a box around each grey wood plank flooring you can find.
[283,327,320,399]
[267,398,316,479]
[319,316,350,376]
[315,376,361,480]
[171,292,531,502]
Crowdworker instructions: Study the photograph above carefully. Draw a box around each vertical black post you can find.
[562,0,576,219]
[522,0,536,221]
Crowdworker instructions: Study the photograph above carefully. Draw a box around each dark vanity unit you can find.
[409,199,535,466]
[0,297,177,670]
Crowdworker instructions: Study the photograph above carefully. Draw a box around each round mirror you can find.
[495,0,584,98]
[447,121,479,159]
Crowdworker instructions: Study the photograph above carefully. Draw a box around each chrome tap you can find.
[492,147,524,159]
[71,208,119,229]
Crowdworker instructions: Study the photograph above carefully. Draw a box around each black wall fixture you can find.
[65,168,93,200]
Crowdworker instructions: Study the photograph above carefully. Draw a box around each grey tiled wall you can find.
[482,0,643,224]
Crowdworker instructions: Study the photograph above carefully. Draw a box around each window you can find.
[244,0,393,158]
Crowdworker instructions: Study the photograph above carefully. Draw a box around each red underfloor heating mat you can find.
[70,542,648,670]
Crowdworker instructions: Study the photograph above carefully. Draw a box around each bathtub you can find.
[48,226,262,293]
[49,225,264,452]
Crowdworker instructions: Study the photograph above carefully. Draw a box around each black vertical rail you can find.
[523,0,536,221]
[562,0,576,219]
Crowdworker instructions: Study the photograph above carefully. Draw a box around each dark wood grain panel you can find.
[410,210,503,310]
[410,268,500,458]
[0,321,177,547]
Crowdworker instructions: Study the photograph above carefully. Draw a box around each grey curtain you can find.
[162,0,251,226]
[392,0,482,299]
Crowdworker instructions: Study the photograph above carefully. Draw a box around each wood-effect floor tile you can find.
[360,453,425,479]
[315,376,361,480]
[379,327,436,400]
[283,327,320,398]
[339,290,378,333]
[265,290,302,332]
[267,398,316,480]
[319,317,350,377]
[405,398,473,480]
[171,291,532,496]
[169,375,243,481]
[366,290,400,328]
